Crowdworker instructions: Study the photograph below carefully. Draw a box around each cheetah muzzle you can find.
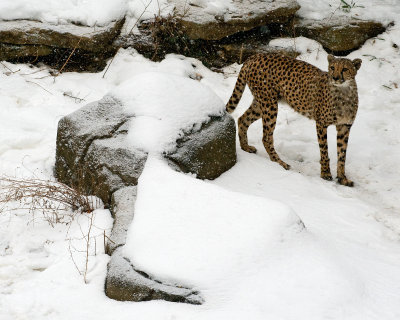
[226,54,362,187]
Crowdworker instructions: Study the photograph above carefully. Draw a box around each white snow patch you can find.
[296,0,400,25]
[123,157,368,315]
[124,156,302,285]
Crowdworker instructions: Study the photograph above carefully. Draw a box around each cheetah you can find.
[226,54,362,187]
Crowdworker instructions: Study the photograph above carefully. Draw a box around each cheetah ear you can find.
[327,54,335,63]
[352,58,362,70]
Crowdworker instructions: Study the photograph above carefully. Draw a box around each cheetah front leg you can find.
[238,99,261,153]
[261,101,290,170]
[316,122,333,181]
[336,124,354,187]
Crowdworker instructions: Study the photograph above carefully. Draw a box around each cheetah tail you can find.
[225,67,247,114]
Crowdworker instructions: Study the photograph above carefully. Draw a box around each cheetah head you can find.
[327,54,362,86]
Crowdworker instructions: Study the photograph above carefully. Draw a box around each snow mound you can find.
[110,72,225,153]
[123,157,304,286]
[123,157,368,312]
[0,0,127,26]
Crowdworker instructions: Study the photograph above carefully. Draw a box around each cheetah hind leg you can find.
[261,100,291,170]
[238,99,261,153]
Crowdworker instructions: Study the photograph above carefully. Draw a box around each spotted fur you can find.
[226,53,362,186]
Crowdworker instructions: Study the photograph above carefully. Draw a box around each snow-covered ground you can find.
[1,0,400,27]
[1,1,400,319]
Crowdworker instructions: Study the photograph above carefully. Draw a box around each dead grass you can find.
[0,177,97,226]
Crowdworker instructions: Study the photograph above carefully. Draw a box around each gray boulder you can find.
[294,17,385,53]
[55,85,236,304]
[0,19,124,71]
[166,115,236,180]
[106,247,203,304]
[175,0,300,40]
[55,93,236,205]
[55,95,145,205]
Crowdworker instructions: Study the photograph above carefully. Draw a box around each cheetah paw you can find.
[241,145,257,153]
[321,172,333,181]
[279,161,291,170]
[338,177,354,187]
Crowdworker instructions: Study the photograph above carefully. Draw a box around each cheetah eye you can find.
[342,68,348,72]
[330,66,335,71]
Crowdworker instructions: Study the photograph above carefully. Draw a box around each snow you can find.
[124,156,303,286]
[122,157,376,318]
[296,0,400,25]
[1,0,399,28]
[110,72,225,153]
[0,0,127,26]
[1,0,400,319]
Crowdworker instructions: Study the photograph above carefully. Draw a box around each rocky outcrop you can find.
[55,82,236,303]
[55,91,236,205]
[175,0,300,40]
[220,42,299,64]
[119,2,385,68]
[1,1,386,70]
[106,247,203,304]
[119,15,300,68]
[0,19,124,71]
[294,17,386,54]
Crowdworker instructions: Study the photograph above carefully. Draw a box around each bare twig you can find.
[84,212,94,283]
[129,0,153,34]
[55,37,83,77]
[63,92,86,103]
[103,0,153,79]
[19,68,48,76]
[1,62,20,74]
[25,80,53,95]
[68,240,83,276]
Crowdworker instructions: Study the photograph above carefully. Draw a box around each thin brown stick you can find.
[55,37,83,77]
[63,92,86,103]
[25,80,53,95]
[84,212,94,283]
[103,1,153,79]
[1,62,20,74]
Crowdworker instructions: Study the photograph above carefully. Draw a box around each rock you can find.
[166,115,236,180]
[105,247,203,304]
[55,74,236,304]
[0,19,124,52]
[0,43,52,61]
[55,89,236,205]
[55,95,147,205]
[175,0,300,40]
[0,19,124,71]
[84,136,147,204]
[106,187,137,255]
[220,42,299,64]
[294,17,385,54]
[119,16,299,69]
